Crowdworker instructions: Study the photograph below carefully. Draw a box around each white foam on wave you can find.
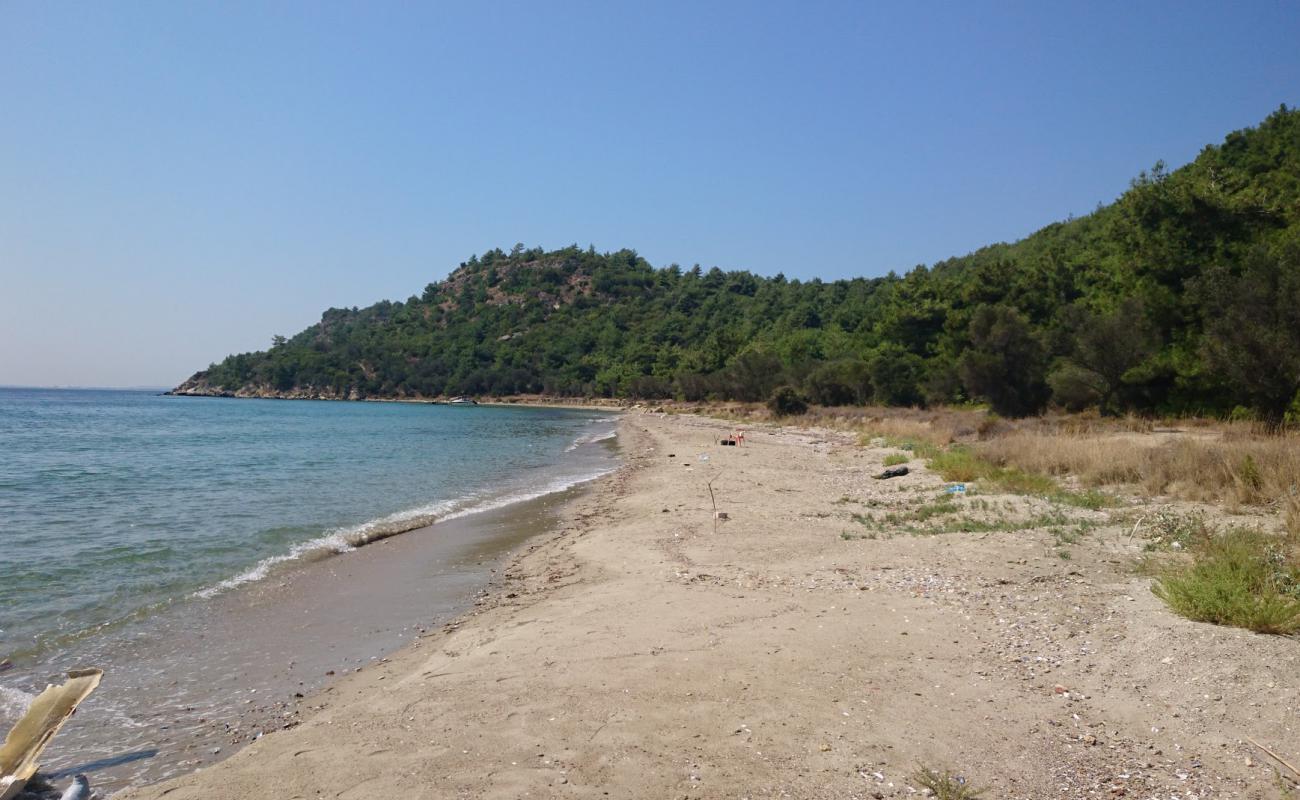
[565,428,618,452]
[194,465,615,600]
[438,467,613,523]
[0,685,36,719]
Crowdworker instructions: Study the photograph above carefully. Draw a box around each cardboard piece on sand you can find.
[0,669,102,800]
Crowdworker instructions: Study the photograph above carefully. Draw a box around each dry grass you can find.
[973,430,1300,515]
[682,401,1299,528]
[923,447,1116,507]
[673,402,984,446]
[689,399,1300,636]
[863,406,991,444]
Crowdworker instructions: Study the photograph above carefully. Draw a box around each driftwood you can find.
[1247,735,1300,784]
[0,669,102,800]
[1126,514,1148,543]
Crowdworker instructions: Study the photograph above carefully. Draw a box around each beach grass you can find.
[925,446,1117,508]
[1151,527,1300,634]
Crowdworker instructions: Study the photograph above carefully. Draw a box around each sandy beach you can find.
[113,412,1297,800]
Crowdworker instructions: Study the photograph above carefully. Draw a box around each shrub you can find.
[1152,528,1300,634]
[1050,299,1159,415]
[883,453,909,467]
[767,386,809,417]
[1048,362,1102,411]
[913,766,984,799]
[869,344,925,406]
[1142,508,1215,551]
[719,350,787,402]
[1198,243,1300,427]
[805,360,872,406]
[957,305,1049,417]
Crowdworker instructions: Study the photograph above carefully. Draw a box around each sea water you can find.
[0,388,619,789]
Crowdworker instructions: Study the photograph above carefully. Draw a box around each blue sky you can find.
[2,1,1297,387]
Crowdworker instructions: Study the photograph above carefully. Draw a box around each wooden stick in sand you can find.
[707,471,723,533]
[1247,735,1300,783]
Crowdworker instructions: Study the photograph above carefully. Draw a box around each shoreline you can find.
[13,433,621,796]
[113,412,1295,799]
[24,479,608,795]
[162,389,633,411]
[191,451,621,602]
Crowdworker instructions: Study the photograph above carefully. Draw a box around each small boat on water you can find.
[447,396,478,405]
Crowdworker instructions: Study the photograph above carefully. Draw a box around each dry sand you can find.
[116,413,1298,799]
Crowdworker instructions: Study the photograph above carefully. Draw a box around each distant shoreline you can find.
[163,387,634,411]
[0,384,170,392]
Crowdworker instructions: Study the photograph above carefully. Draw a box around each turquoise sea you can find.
[0,389,616,659]
[0,389,619,787]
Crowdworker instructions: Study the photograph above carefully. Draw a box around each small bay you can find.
[0,388,618,790]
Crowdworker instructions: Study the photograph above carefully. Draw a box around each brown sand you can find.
[116,413,1298,799]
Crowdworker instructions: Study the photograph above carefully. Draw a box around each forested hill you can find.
[175,106,1300,421]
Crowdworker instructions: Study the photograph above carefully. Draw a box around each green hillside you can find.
[176,106,1300,421]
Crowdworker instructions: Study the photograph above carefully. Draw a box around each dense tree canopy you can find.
[181,107,1300,420]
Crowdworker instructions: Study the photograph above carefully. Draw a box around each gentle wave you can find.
[193,465,616,599]
[565,428,618,452]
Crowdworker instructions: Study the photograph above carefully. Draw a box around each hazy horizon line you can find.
[0,383,173,392]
